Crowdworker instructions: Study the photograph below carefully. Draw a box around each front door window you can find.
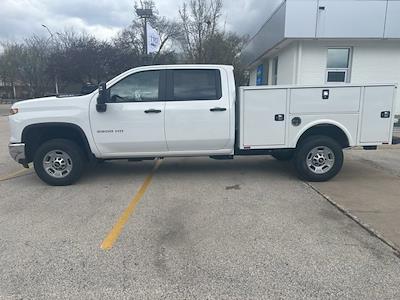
[109,70,160,103]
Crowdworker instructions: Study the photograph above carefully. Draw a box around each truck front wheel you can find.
[294,136,343,182]
[33,139,85,186]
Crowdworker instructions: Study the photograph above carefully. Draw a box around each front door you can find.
[90,70,167,156]
[164,69,231,152]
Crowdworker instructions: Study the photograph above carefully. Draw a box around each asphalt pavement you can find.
[0,104,10,117]
[1,116,400,299]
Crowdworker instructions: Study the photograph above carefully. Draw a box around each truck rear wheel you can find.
[33,139,85,186]
[294,135,343,182]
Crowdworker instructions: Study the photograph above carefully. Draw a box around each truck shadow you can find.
[83,157,298,182]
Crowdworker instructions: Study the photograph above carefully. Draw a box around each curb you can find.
[305,182,400,258]
[0,100,19,104]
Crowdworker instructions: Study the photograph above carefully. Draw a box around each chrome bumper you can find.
[8,143,27,165]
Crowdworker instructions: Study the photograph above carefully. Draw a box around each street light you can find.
[42,24,54,40]
[136,8,153,56]
[41,24,59,95]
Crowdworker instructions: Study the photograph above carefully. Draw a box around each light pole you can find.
[42,24,59,95]
[136,8,153,61]
[42,24,53,41]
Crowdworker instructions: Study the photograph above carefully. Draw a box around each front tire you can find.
[294,135,343,182]
[33,139,85,186]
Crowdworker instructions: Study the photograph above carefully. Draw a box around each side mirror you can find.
[96,82,109,113]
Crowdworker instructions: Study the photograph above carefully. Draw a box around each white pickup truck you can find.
[8,65,397,185]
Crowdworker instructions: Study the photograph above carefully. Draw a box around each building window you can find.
[272,57,278,85]
[326,48,351,83]
[256,64,264,86]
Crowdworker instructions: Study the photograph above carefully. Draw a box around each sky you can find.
[0,0,283,42]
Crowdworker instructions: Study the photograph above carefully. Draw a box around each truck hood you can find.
[12,94,93,112]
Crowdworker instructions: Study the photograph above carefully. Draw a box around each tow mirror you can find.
[96,82,108,113]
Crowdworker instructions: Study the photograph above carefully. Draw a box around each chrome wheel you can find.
[42,150,73,178]
[306,146,335,174]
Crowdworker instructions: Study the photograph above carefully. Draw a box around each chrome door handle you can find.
[210,107,227,112]
[144,109,162,114]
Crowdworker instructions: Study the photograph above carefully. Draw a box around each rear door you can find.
[164,68,231,152]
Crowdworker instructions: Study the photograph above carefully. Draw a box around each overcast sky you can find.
[0,0,283,42]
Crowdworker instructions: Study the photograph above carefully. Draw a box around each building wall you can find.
[249,69,257,86]
[299,40,400,113]
[248,39,400,113]
[248,41,299,86]
[299,40,400,86]
[276,42,298,85]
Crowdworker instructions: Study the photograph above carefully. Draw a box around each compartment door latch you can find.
[322,89,330,100]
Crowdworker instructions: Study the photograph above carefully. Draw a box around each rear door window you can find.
[170,69,221,101]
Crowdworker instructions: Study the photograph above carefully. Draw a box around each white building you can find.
[242,0,400,113]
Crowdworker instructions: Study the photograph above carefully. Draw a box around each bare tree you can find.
[178,0,222,63]
[114,0,180,64]
[0,0,250,98]
[177,0,248,85]
[19,36,54,97]
[0,42,24,98]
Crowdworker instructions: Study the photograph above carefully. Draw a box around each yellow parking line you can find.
[0,168,32,182]
[100,160,162,250]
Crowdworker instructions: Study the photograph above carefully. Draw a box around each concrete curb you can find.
[0,99,20,104]
[305,182,400,258]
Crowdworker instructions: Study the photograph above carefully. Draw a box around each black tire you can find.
[33,139,85,186]
[294,135,343,182]
[271,150,295,161]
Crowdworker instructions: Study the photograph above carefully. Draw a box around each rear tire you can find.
[294,135,343,182]
[33,139,85,186]
[271,150,294,161]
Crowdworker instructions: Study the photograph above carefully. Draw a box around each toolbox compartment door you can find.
[360,86,395,144]
[241,88,287,148]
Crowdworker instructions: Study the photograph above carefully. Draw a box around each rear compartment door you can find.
[360,86,395,144]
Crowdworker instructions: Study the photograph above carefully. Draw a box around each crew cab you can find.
[8,65,397,185]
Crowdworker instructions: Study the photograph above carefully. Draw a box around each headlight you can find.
[9,108,19,115]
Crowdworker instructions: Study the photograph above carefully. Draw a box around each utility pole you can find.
[42,24,59,95]
[136,8,153,63]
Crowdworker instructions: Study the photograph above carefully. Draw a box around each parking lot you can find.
[1,112,400,299]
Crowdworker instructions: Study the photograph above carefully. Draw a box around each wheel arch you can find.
[22,122,94,163]
[294,121,353,149]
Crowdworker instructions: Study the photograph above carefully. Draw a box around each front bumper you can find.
[8,143,27,166]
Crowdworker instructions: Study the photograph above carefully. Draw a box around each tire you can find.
[33,139,85,186]
[271,150,295,161]
[294,135,343,182]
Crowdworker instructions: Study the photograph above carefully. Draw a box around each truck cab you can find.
[8,65,397,185]
[91,65,236,158]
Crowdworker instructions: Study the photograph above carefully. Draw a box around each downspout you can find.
[294,41,302,85]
